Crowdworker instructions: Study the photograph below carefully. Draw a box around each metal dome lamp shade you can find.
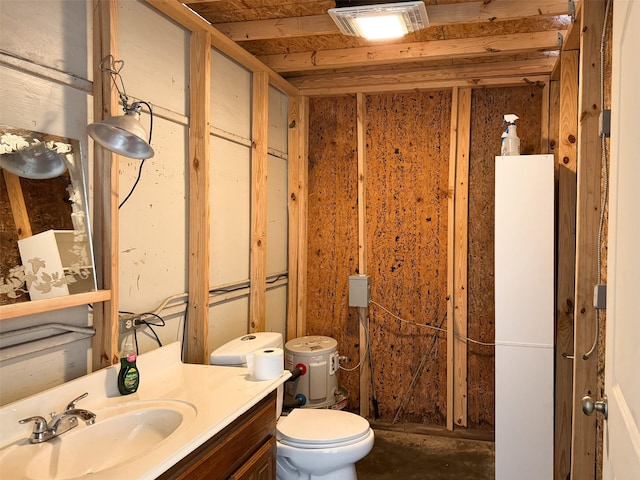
[0,139,68,180]
[88,56,154,160]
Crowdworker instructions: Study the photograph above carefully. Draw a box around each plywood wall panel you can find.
[307,85,542,428]
[365,91,451,424]
[306,96,360,409]
[467,85,544,429]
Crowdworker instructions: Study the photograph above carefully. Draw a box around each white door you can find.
[604,0,640,477]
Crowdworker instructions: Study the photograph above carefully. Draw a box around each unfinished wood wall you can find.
[307,85,543,428]
[365,91,451,424]
[306,96,361,408]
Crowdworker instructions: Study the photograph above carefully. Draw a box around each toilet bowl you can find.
[276,408,374,480]
[210,333,375,480]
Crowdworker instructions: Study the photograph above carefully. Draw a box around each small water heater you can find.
[284,335,342,409]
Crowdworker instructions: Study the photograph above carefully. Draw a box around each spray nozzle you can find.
[503,114,519,126]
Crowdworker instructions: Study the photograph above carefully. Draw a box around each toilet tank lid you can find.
[210,332,283,365]
[277,409,370,446]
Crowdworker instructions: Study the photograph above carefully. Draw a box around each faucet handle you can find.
[65,392,89,411]
[19,416,48,433]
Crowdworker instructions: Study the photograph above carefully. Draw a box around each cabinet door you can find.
[229,437,276,480]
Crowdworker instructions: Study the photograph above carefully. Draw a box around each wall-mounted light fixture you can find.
[328,1,429,40]
[87,56,154,160]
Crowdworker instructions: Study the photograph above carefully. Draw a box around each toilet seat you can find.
[277,408,371,449]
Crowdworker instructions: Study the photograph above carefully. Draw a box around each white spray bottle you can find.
[501,114,520,156]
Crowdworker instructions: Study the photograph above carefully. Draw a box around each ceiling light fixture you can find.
[328,1,429,40]
[87,56,154,160]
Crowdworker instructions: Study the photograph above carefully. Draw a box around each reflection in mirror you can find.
[0,126,97,305]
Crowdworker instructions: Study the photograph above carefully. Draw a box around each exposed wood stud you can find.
[571,0,605,477]
[249,71,269,333]
[454,87,472,428]
[563,1,583,52]
[541,81,550,153]
[446,86,459,432]
[91,0,119,370]
[555,49,578,480]
[549,80,561,158]
[186,30,211,364]
[2,172,32,239]
[287,96,309,340]
[356,92,370,419]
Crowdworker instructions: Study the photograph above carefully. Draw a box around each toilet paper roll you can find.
[247,347,284,380]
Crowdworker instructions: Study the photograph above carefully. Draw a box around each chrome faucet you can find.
[19,392,96,443]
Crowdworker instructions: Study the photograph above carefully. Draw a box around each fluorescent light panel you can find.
[355,15,407,39]
[328,1,429,40]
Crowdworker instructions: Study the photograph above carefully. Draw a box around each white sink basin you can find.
[0,342,289,480]
[0,400,196,480]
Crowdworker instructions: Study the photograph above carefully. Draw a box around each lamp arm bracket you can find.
[98,55,130,111]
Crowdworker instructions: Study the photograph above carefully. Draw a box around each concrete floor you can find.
[356,429,495,479]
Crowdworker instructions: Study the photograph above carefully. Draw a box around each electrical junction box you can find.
[593,284,607,310]
[348,275,370,307]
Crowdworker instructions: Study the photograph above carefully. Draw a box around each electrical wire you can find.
[132,312,165,349]
[583,0,612,360]
[118,101,154,209]
[393,311,448,424]
[369,300,496,347]
[119,159,145,209]
[339,312,370,372]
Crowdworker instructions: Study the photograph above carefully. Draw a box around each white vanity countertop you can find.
[0,342,290,479]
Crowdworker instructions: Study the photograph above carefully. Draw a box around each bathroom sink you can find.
[0,400,196,480]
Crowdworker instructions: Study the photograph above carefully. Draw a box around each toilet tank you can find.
[209,332,283,367]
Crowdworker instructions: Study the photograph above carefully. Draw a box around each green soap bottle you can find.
[118,342,140,395]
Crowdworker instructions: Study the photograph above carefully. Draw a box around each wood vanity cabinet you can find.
[158,390,277,480]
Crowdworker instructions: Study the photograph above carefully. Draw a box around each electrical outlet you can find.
[119,315,142,333]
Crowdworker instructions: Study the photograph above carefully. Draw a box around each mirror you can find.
[0,125,97,305]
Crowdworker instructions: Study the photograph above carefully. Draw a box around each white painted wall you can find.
[0,0,290,404]
[116,0,190,355]
[206,53,290,353]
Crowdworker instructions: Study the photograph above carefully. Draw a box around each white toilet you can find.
[210,333,375,480]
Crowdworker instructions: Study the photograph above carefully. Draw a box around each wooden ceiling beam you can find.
[214,0,570,42]
[259,30,565,73]
[290,57,558,95]
[216,14,337,41]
